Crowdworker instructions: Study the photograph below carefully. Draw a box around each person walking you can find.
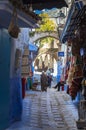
[53,81,65,91]
[47,74,52,88]
[40,71,48,91]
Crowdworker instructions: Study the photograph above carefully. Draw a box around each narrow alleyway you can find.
[6,88,79,130]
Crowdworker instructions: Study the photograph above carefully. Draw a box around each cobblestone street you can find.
[6,88,79,130]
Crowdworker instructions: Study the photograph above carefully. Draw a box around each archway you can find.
[29,31,59,43]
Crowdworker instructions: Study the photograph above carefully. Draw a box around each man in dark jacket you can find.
[54,81,65,91]
[40,71,48,91]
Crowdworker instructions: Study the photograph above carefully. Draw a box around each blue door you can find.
[0,29,11,130]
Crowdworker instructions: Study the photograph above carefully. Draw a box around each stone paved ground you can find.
[6,88,79,130]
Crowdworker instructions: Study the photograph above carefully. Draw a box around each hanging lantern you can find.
[8,8,20,38]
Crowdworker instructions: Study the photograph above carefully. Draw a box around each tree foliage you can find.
[38,37,54,48]
[36,13,56,32]
[35,13,56,48]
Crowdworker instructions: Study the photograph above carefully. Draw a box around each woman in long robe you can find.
[41,72,48,91]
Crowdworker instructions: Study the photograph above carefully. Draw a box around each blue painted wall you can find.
[0,29,11,130]
[57,61,63,82]
[9,40,22,123]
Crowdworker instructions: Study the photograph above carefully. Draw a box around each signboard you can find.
[58,52,64,57]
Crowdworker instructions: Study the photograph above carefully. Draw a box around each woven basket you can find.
[8,8,20,38]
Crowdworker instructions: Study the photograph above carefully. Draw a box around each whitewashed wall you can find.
[14,28,30,51]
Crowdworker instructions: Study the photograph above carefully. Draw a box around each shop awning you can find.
[21,0,68,9]
[29,43,38,51]
[60,0,86,43]
[0,1,41,28]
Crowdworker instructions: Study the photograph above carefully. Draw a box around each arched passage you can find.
[29,31,59,43]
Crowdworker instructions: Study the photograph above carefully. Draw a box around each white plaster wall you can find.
[53,59,57,77]
[14,28,30,51]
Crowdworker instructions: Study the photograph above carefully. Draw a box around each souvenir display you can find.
[67,65,75,87]
[71,37,82,56]
[15,49,22,69]
[67,55,83,99]
[73,64,83,78]
[81,60,86,99]
[22,57,29,66]
[21,47,29,77]
[81,78,86,86]
[69,77,82,99]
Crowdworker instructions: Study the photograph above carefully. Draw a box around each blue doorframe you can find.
[0,29,11,130]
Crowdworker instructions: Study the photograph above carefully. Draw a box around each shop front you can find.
[61,0,86,129]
